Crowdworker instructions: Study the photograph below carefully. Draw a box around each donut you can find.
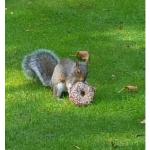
[69,82,95,106]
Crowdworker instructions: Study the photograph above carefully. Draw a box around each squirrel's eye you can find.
[76,69,81,74]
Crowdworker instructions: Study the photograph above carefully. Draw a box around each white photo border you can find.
[0,0,5,149]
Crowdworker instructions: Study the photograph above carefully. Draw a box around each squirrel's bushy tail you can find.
[22,55,36,79]
[22,49,60,86]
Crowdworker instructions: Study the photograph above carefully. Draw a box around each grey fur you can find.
[22,49,88,98]
[22,49,60,86]
[51,59,88,97]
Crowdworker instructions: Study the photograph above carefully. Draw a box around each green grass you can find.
[6,0,145,149]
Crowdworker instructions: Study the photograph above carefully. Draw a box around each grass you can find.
[6,0,145,149]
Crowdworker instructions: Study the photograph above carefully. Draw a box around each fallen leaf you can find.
[125,85,138,92]
[118,85,138,93]
[76,51,90,63]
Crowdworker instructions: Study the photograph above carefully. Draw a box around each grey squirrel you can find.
[22,49,88,98]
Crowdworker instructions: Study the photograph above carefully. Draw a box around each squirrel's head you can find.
[73,61,88,82]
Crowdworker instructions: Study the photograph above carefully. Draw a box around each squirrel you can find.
[22,49,88,98]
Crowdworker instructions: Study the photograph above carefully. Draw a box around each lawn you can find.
[6,0,145,149]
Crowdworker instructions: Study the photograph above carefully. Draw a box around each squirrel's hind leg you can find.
[53,83,66,98]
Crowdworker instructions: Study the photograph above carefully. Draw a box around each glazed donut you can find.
[69,82,95,106]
